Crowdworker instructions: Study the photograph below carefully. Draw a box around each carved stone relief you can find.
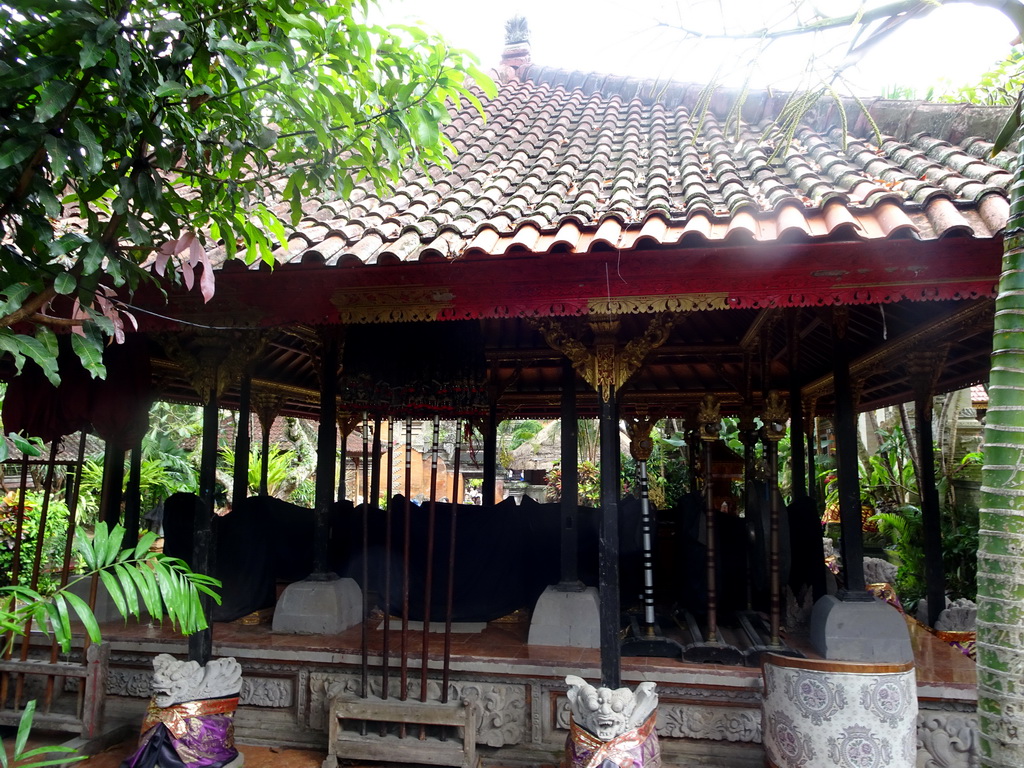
[103,666,292,708]
[553,695,759,743]
[916,711,979,768]
[308,673,525,748]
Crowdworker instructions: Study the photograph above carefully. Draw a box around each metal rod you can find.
[360,412,370,702]
[400,418,412,723]
[704,442,718,643]
[382,418,394,701]
[442,421,462,702]
[638,459,656,630]
[420,415,440,705]
[767,437,782,646]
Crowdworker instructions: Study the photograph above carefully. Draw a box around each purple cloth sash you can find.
[122,696,240,768]
[562,711,661,768]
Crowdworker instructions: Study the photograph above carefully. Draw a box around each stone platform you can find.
[44,611,976,768]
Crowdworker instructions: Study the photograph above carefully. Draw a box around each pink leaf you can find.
[154,248,172,277]
[122,309,138,331]
[70,298,86,337]
[197,242,215,303]
[181,259,194,290]
[178,231,195,254]
[188,236,202,267]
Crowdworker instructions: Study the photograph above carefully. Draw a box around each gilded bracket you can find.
[625,411,661,462]
[159,329,267,403]
[761,390,789,443]
[535,314,674,402]
[697,394,721,442]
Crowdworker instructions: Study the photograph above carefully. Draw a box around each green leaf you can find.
[90,522,109,568]
[992,88,1023,155]
[51,594,72,651]
[71,331,106,379]
[15,700,37,756]
[9,432,42,458]
[73,120,103,174]
[44,134,69,177]
[98,569,128,619]
[0,138,36,170]
[34,80,76,123]
[53,272,75,295]
[113,563,140,617]
[62,591,101,646]
[154,80,188,98]
[104,523,126,566]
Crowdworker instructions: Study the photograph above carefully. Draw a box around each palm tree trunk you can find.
[980,136,1024,766]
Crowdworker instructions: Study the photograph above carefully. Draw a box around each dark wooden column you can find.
[98,442,125,528]
[832,309,869,598]
[232,373,252,510]
[907,351,948,627]
[535,314,674,689]
[559,359,581,588]
[482,399,498,506]
[805,398,818,503]
[313,328,340,577]
[762,391,789,646]
[788,315,807,498]
[191,379,219,665]
[253,391,283,497]
[122,440,143,549]
[598,382,621,687]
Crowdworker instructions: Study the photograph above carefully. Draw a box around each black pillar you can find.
[99,442,125,528]
[370,415,382,511]
[806,417,817,504]
[789,322,807,498]
[314,331,339,577]
[122,441,143,550]
[483,400,498,506]
[559,359,581,588]
[832,320,868,597]
[916,397,947,626]
[189,384,218,665]
[232,375,252,510]
[259,418,271,496]
[598,387,621,688]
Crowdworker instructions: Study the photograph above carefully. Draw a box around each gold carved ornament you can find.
[535,315,675,402]
[625,412,661,462]
[761,390,789,443]
[697,394,721,442]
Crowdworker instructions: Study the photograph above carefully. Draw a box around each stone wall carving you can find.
[308,673,525,748]
[103,666,292,708]
[917,711,979,768]
[659,704,762,743]
[553,695,759,743]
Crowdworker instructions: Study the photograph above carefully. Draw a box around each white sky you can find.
[378,0,1019,98]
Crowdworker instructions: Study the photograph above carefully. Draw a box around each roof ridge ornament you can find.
[499,16,531,83]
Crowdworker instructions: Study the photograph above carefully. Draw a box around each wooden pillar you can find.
[98,442,124,528]
[251,391,283,497]
[191,379,219,665]
[762,391,788,646]
[832,309,868,597]
[805,398,818,503]
[370,415,382,511]
[232,374,252,510]
[560,359,581,588]
[122,440,143,549]
[314,328,340,577]
[598,382,621,687]
[483,399,498,505]
[907,351,948,626]
[536,313,674,689]
[788,315,807,498]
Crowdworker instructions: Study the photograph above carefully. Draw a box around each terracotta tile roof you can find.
[210,69,1012,270]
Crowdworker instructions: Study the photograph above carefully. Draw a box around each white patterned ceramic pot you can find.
[761,653,917,768]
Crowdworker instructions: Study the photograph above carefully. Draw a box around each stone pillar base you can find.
[272,576,362,634]
[810,594,912,662]
[528,585,600,648]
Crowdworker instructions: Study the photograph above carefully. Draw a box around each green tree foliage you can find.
[0,0,493,382]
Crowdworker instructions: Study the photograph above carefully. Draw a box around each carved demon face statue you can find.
[565,675,658,741]
[150,653,243,708]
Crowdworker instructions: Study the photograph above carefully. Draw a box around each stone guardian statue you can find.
[563,675,660,768]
